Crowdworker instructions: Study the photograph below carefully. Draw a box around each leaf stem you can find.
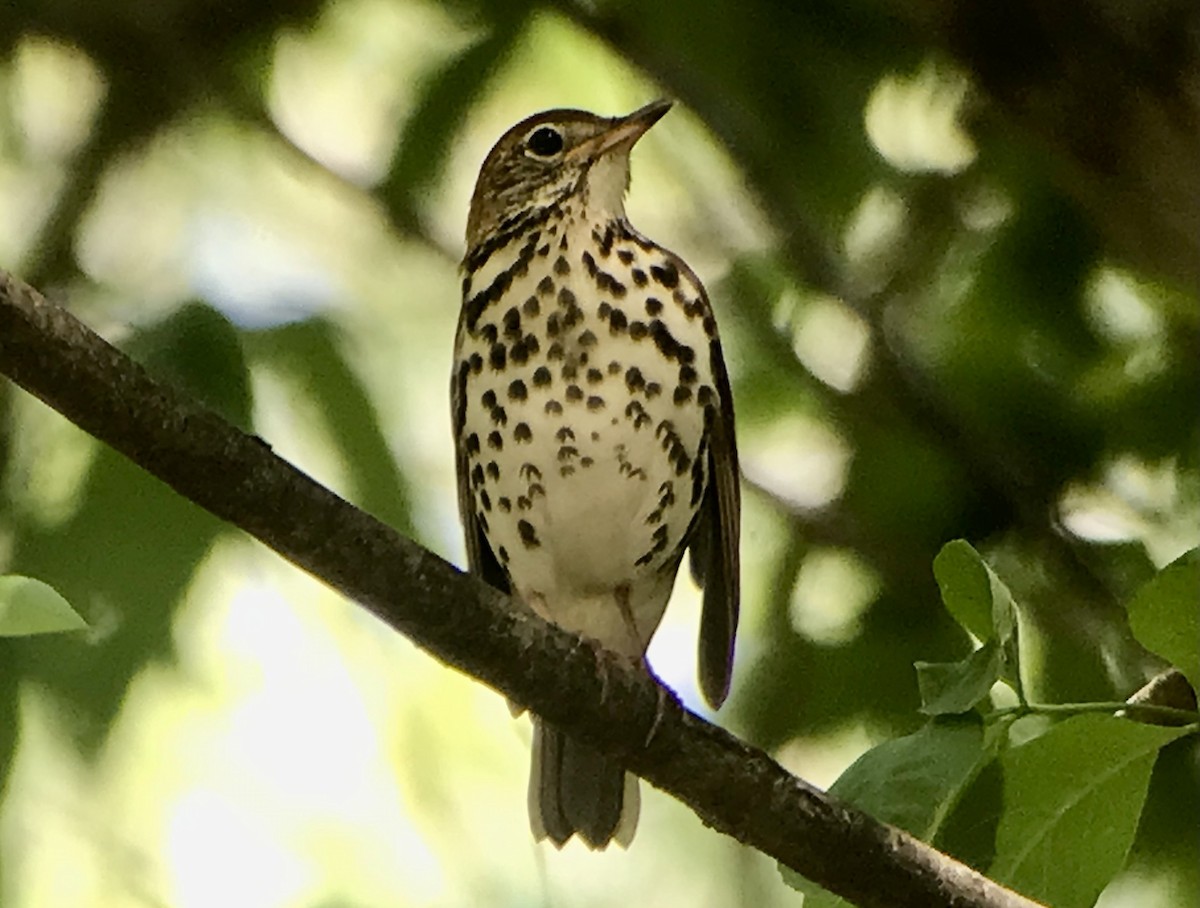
[986,700,1199,725]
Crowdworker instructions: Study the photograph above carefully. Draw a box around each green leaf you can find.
[915,643,1003,715]
[933,539,1020,644]
[990,714,1190,908]
[931,540,1023,699]
[934,540,998,642]
[1128,549,1200,691]
[0,576,88,636]
[783,718,991,904]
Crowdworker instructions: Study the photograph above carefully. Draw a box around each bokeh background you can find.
[1,1,1198,906]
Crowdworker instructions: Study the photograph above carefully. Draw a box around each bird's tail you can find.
[528,719,639,849]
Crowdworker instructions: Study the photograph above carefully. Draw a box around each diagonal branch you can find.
[0,268,1042,908]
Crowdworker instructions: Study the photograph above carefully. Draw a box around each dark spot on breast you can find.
[558,445,578,461]
[498,496,512,512]
[578,329,597,347]
[471,463,484,486]
[498,545,509,562]
[554,256,570,275]
[667,439,692,475]
[679,364,698,384]
[489,343,506,370]
[646,382,662,398]
[487,430,503,450]
[658,480,675,507]
[626,366,645,391]
[609,309,628,333]
[538,275,555,295]
[697,385,715,406]
[651,262,679,289]
[645,298,663,317]
[481,389,497,409]
[469,352,484,373]
[486,461,500,480]
[523,296,540,316]
[598,301,612,319]
[624,399,651,430]
[462,268,514,333]
[703,315,716,336]
[503,307,521,337]
[556,427,575,442]
[566,384,583,402]
[533,366,552,387]
[517,495,531,510]
[465,432,480,454]
[518,520,540,548]
[491,405,508,426]
[587,368,603,384]
[587,396,605,411]
[607,360,621,375]
[546,312,561,337]
[601,272,627,298]
[515,422,532,442]
[617,248,634,265]
[481,323,498,345]
[630,320,649,340]
[561,360,578,380]
[480,490,492,511]
[649,320,680,360]
[673,386,693,405]
[508,379,528,401]
[509,337,530,364]
[558,287,576,308]
[547,342,564,361]
[582,250,597,276]
[581,456,594,468]
[545,399,563,414]
[632,268,647,286]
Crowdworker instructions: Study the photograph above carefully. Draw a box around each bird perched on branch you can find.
[452,100,739,848]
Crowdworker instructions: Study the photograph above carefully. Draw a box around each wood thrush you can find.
[452,100,739,848]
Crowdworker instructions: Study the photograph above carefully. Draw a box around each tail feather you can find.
[529,720,639,849]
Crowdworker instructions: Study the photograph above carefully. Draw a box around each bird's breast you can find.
[455,216,721,620]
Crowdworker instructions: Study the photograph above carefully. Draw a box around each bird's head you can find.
[466,100,671,250]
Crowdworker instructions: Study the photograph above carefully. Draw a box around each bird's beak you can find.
[574,99,673,160]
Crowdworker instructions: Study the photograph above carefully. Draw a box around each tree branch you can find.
[0,268,1043,908]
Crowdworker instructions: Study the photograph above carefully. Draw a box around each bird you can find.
[451,99,739,849]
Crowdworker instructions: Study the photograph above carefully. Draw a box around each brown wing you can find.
[690,336,740,709]
[452,326,510,594]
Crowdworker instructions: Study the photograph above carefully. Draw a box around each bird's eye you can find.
[526,126,564,158]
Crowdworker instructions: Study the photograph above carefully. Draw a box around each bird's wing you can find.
[691,335,740,710]
[453,330,510,594]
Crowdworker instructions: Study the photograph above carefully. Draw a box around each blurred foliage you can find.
[1,0,1198,906]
